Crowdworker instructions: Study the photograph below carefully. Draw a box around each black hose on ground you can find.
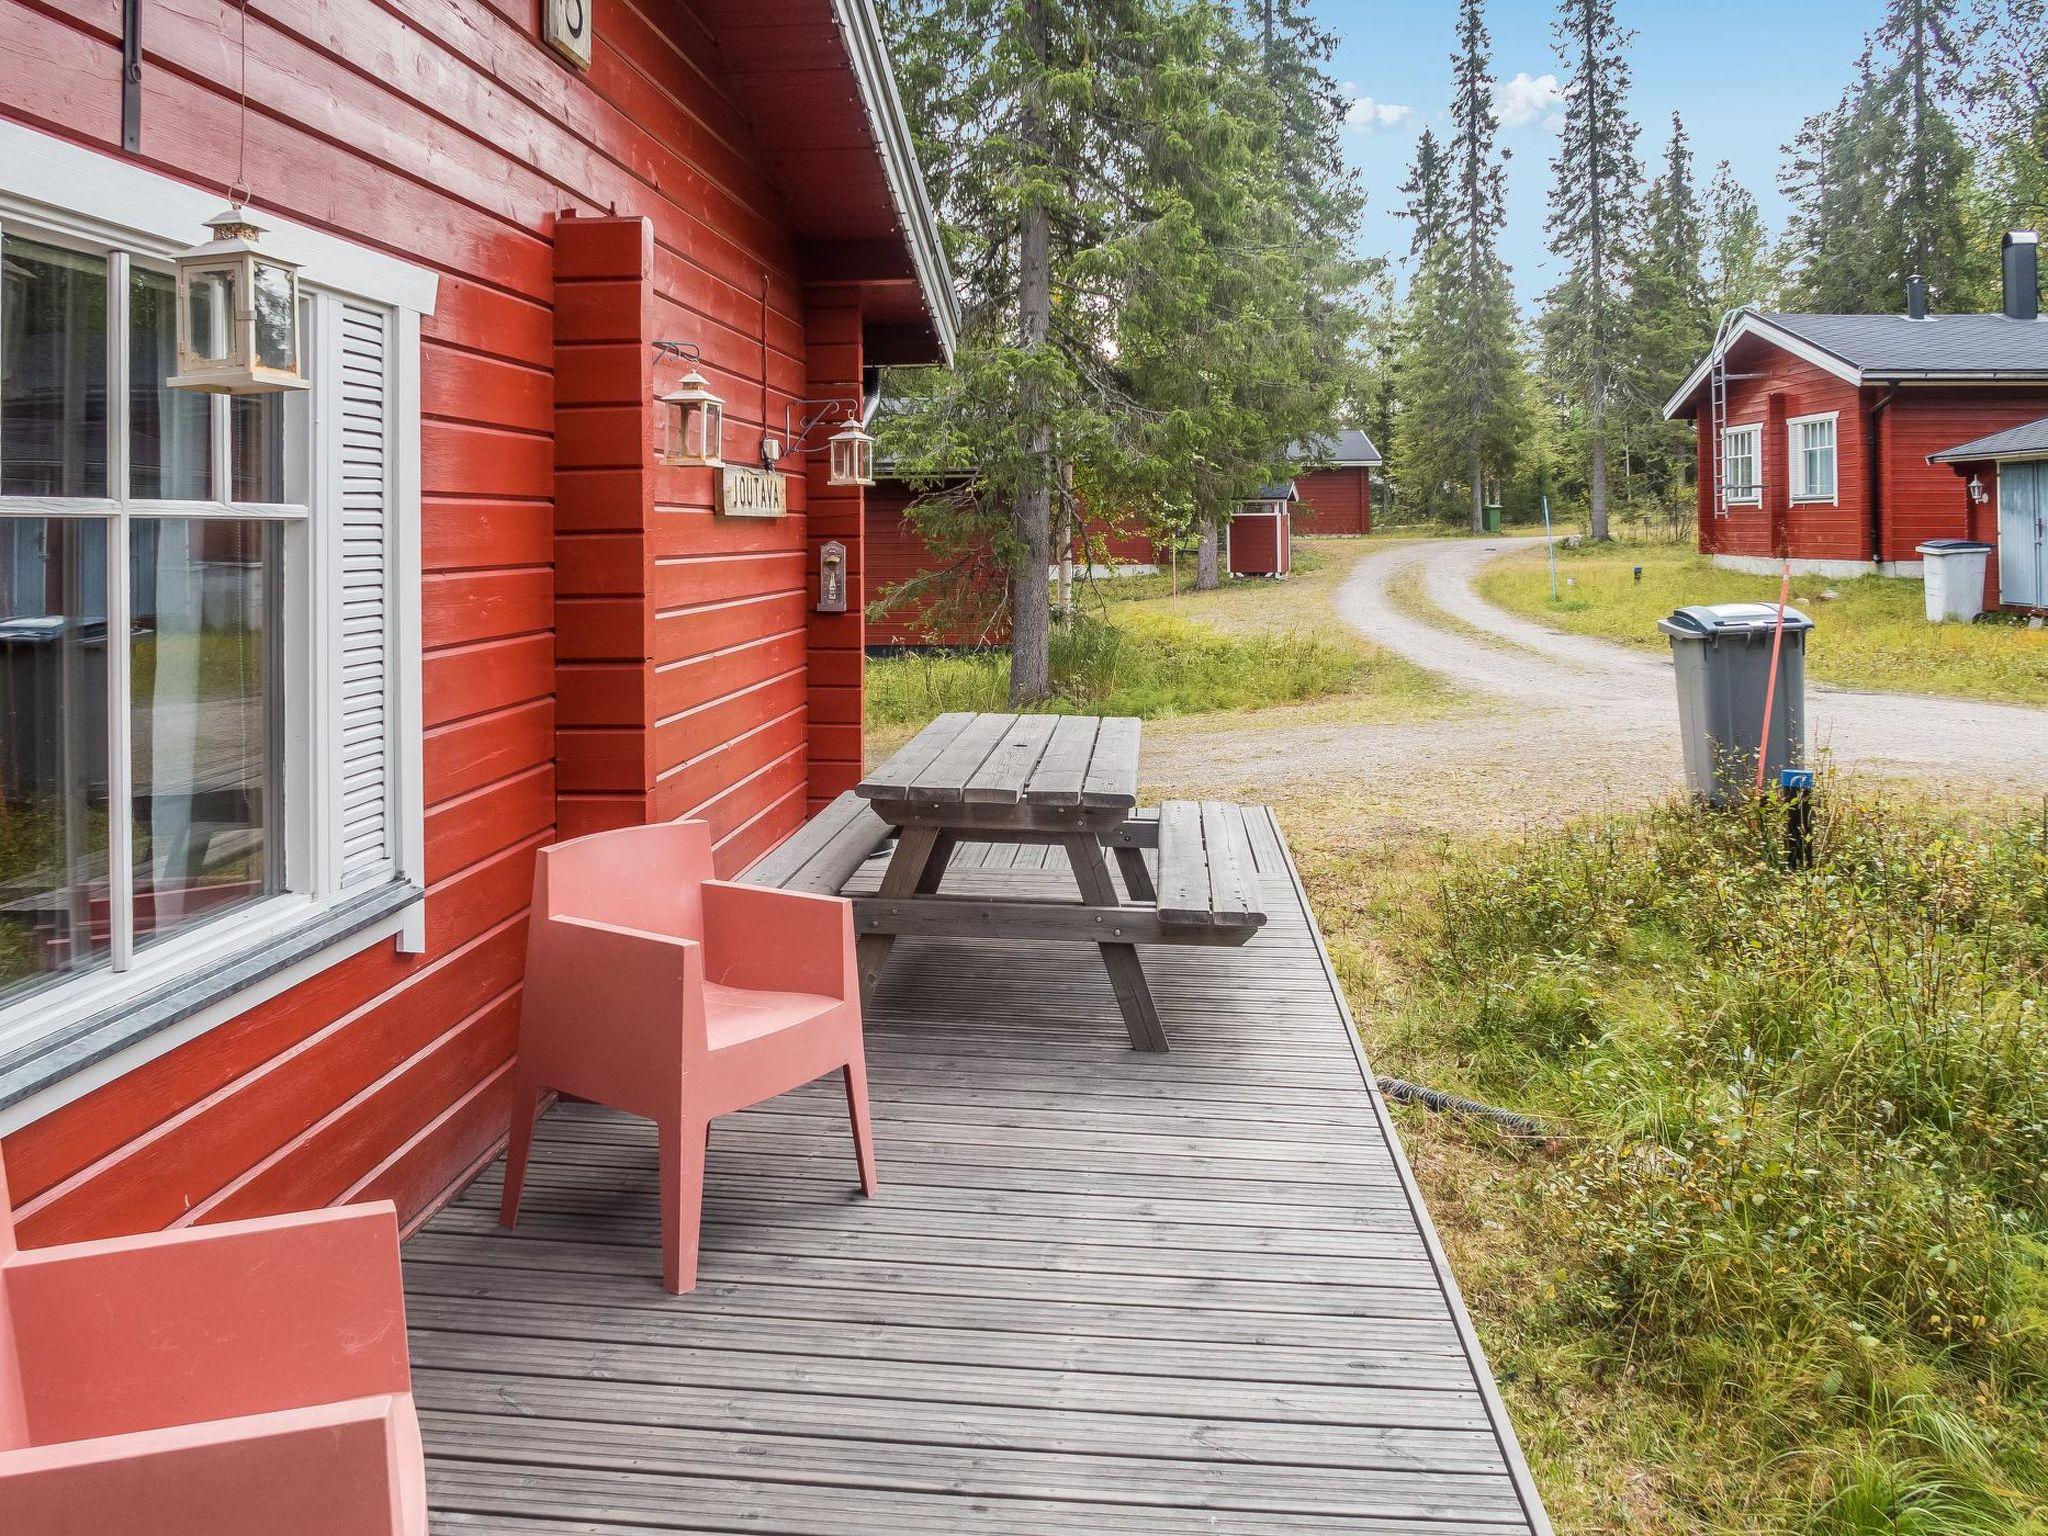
[1377,1077,1549,1138]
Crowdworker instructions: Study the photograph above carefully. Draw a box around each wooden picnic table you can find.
[855,712,1160,1049]
[847,710,1264,1053]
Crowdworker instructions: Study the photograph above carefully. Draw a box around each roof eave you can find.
[832,0,959,363]
[1663,312,1863,420]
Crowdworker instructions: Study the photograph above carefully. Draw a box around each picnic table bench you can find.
[741,712,1266,1051]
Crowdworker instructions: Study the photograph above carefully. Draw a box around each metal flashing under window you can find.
[0,880,420,1115]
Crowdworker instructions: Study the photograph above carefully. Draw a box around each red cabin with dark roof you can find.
[1665,234,2048,610]
[1289,429,1380,536]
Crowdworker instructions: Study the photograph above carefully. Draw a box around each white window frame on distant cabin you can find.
[1788,412,1838,504]
[1722,423,1762,505]
[0,121,435,1130]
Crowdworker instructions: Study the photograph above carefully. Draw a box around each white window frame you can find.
[1722,423,1762,506]
[1788,412,1838,505]
[0,122,435,1107]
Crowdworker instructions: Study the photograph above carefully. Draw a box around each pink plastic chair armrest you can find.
[4,1203,410,1445]
[0,1394,427,1536]
[700,882,856,999]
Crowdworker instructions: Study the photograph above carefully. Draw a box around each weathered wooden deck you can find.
[403,807,1550,1534]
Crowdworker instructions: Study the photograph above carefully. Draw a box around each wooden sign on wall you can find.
[719,466,789,518]
[543,0,593,69]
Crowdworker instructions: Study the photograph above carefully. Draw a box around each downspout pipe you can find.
[1866,384,1898,566]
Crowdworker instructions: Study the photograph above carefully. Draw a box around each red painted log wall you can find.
[1293,468,1371,536]
[1,0,863,1244]
[1690,337,2048,573]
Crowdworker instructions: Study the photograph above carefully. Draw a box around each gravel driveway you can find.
[1144,536,2048,826]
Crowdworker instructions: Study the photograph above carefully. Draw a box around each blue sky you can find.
[1320,0,1883,306]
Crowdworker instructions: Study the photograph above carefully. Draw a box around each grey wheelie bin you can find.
[1657,602,1812,806]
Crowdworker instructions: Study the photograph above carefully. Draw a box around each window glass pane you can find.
[1,237,109,498]
[130,518,282,949]
[252,263,295,372]
[186,268,234,364]
[231,293,311,503]
[130,266,213,500]
[0,517,112,1004]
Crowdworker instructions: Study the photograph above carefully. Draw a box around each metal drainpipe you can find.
[1867,384,1898,567]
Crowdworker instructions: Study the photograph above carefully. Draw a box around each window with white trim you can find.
[1790,414,1837,502]
[1722,424,1761,504]
[0,208,410,1053]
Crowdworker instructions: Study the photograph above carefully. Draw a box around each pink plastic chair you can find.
[0,1152,426,1536]
[500,819,877,1294]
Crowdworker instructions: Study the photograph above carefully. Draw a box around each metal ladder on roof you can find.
[1706,306,1754,520]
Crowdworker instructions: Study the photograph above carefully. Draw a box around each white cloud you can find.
[1496,71,1566,131]
[1342,91,1414,134]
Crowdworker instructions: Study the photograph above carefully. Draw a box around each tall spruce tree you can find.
[1398,129,1452,256]
[877,0,1365,685]
[1622,113,1711,506]
[1394,0,1527,533]
[1540,0,1641,540]
[1781,1,1985,312]
[1703,160,1778,314]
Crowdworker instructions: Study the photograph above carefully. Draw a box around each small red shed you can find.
[1228,484,1297,577]
[0,0,953,1248]
[1290,429,1381,536]
[1665,234,2048,604]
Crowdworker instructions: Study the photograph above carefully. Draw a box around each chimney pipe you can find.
[2005,231,2040,321]
[1906,274,1928,319]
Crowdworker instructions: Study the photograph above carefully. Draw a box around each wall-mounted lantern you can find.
[782,397,877,487]
[653,342,723,467]
[1968,474,1989,505]
[818,539,848,613]
[826,415,876,487]
[168,208,308,394]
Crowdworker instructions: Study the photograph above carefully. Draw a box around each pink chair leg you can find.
[658,1114,709,1295]
[843,1056,879,1197]
[499,1074,541,1229]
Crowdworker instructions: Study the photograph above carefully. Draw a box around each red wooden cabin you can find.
[865,475,1158,647]
[1665,235,2048,608]
[0,1,953,1251]
[1289,429,1380,536]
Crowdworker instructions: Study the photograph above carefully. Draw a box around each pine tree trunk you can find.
[1056,461,1074,622]
[1469,449,1484,533]
[1590,419,1610,541]
[1196,520,1220,589]
[1008,0,1053,705]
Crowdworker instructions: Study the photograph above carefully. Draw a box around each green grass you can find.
[1288,785,2048,1535]
[867,538,1448,732]
[865,607,1369,726]
[1477,543,2048,707]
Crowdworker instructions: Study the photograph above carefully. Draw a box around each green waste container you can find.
[1481,505,1502,534]
[1657,603,1812,806]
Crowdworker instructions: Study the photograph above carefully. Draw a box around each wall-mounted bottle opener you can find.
[818,540,847,613]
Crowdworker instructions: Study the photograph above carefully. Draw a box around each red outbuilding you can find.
[1227,483,1296,577]
[0,2,954,1247]
[1289,429,1380,536]
[1665,233,2048,609]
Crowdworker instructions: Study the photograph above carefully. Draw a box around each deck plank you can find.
[408,807,1548,1535]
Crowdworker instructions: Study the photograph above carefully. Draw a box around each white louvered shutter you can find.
[336,301,395,887]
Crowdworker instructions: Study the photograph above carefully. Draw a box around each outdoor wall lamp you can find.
[1968,474,1989,505]
[168,207,308,394]
[774,398,877,487]
[653,340,724,467]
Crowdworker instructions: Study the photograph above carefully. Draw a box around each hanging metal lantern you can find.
[168,208,308,394]
[826,414,874,487]
[659,369,724,467]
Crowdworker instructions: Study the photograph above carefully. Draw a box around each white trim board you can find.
[0,118,439,315]
[1712,553,1925,580]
